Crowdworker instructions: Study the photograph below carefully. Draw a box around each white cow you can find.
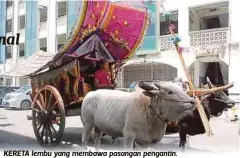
[81,81,195,151]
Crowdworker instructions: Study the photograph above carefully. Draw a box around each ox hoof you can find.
[178,147,185,153]
[148,147,156,152]
[81,146,88,151]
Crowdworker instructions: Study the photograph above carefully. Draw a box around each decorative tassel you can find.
[178,46,184,54]
[173,36,181,45]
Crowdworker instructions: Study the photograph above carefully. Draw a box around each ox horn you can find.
[206,77,214,88]
[138,82,155,91]
[154,83,162,89]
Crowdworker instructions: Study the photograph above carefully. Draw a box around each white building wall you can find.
[165,0,228,11]
[228,0,240,94]
[47,0,57,53]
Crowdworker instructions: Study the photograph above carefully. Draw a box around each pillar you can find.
[25,1,38,57]
[47,0,57,52]
[156,0,161,52]
[67,1,79,37]
[0,1,6,64]
[12,77,16,86]
[12,0,19,66]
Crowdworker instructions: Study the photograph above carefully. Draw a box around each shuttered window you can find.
[58,1,66,17]
[19,15,25,29]
[6,1,13,8]
[6,19,12,33]
[40,9,47,22]
[19,43,25,57]
[6,46,12,59]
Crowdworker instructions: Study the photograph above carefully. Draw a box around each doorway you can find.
[189,59,228,88]
[204,62,224,86]
[205,17,221,29]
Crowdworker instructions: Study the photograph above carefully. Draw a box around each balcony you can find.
[189,27,229,47]
[159,27,229,51]
[159,34,176,51]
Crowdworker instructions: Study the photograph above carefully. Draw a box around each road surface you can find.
[0,108,239,153]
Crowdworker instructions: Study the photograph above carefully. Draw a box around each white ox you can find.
[81,81,195,150]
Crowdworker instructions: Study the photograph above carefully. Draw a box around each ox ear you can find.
[143,90,159,97]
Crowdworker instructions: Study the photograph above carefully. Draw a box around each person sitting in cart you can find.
[94,60,114,89]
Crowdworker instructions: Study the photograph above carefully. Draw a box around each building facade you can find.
[0,0,82,87]
[132,0,240,96]
[0,0,239,97]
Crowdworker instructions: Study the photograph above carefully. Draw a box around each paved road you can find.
[0,108,239,153]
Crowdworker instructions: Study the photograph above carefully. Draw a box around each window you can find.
[58,1,66,17]
[40,8,47,22]
[160,12,178,35]
[58,44,63,50]
[0,78,4,86]
[57,34,66,50]
[40,47,47,52]
[5,78,12,86]
[39,38,47,52]
[19,78,29,87]
[6,19,12,33]
[19,43,25,57]
[19,15,25,29]
[19,0,24,4]
[5,46,12,59]
[6,1,13,8]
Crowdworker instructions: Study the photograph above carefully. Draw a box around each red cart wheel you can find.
[32,85,65,147]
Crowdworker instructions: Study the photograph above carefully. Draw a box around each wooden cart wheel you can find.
[32,85,65,147]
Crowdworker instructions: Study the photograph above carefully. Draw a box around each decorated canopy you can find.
[32,0,149,75]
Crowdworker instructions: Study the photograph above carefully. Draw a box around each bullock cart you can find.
[27,1,149,146]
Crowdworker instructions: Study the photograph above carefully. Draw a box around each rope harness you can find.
[148,97,169,123]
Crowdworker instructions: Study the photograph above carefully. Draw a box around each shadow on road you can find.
[0,130,40,149]
[57,127,212,153]
[0,123,13,127]
[0,127,217,153]
[57,127,83,149]
[4,108,30,111]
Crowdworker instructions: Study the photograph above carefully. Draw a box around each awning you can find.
[3,51,56,77]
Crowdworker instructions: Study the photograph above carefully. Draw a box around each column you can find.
[12,1,19,65]
[135,1,158,55]
[12,77,16,86]
[47,0,57,52]
[11,1,19,86]
[156,0,161,52]
[25,1,38,57]
[0,1,6,64]
[178,5,190,47]
[67,1,78,37]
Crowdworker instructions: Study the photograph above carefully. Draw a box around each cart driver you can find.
[94,61,114,89]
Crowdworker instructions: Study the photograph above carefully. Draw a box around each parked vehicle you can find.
[0,86,19,106]
[1,85,32,110]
